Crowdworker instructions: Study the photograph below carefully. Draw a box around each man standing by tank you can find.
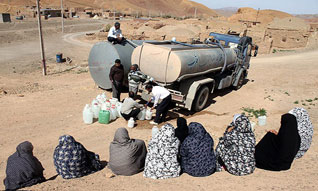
[145,84,172,125]
[109,59,124,100]
[108,22,124,44]
[128,64,149,95]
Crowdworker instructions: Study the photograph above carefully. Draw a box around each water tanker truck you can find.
[88,33,258,111]
[134,33,258,111]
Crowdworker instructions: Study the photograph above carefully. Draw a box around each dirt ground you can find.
[0,20,318,191]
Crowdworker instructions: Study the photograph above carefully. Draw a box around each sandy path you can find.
[0,45,317,190]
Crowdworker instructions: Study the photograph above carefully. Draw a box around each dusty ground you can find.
[0,19,318,191]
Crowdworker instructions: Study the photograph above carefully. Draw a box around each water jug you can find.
[137,108,146,120]
[101,92,107,101]
[258,116,267,126]
[145,109,153,120]
[128,117,135,128]
[116,102,123,118]
[83,104,93,124]
[110,98,118,108]
[99,110,110,124]
[105,100,111,109]
[251,122,256,131]
[91,99,101,119]
[110,107,117,121]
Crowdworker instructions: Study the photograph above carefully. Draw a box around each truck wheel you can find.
[233,72,245,90]
[192,86,209,112]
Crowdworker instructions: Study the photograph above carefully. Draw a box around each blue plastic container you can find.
[56,53,63,63]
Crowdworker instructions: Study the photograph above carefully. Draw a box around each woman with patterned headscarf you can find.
[180,122,216,177]
[255,108,313,171]
[109,128,147,176]
[4,141,45,190]
[289,107,314,159]
[53,135,102,179]
[215,114,256,176]
[144,123,181,179]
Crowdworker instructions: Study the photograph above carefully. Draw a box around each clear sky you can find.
[192,0,318,14]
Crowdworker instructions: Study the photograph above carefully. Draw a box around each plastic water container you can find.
[137,108,146,120]
[99,110,110,124]
[56,53,63,63]
[116,102,123,118]
[96,94,104,105]
[101,93,107,100]
[152,126,159,138]
[110,98,118,108]
[105,101,111,109]
[251,122,256,131]
[83,104,93,124]
[91,99,101,119]
[258,116,267,126]
[110,107,117,121]
[128,117,135,128]
[145,109,153,120]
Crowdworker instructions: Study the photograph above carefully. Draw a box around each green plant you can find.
[314,97,318,101]
[284,92,290,96]
[272,49,277,53]
[258,108,267,117]
[302,103,307,106]
[294,101,299,104]
[306,99,313,102]
[242,107,267,118]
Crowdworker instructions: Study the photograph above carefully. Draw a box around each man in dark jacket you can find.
[109,59,124,100]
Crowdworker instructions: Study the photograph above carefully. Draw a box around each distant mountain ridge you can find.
[213,7,238,17]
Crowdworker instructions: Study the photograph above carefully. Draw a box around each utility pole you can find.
[256,8,260,22]
[61,0,64,33]
[194,7,197,18]
[36,0,47,76]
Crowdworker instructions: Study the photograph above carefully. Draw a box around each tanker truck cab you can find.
[134,33,258,112]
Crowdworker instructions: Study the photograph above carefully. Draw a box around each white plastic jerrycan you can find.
[83,104,93,124]
[116,102,123,118]
[91,99,101,119]
[145,108,153,120]
[258,116,267,126]
[128,117,135,128]
[137,108,146,120]
[110,107,117,121]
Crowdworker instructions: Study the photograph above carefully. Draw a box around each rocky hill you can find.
[0,0,219,17]
[229,7,292,24]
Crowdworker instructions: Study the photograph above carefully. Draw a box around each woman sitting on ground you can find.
[215,114,256,176]
[175,117,189,144]
[144,123,181,179]
[4,141,45,190]
[255,108,313,171]
[53,135,102,179]
[180,122,216,177]
[109,128,147,176]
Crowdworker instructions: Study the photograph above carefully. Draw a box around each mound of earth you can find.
[229,7,293,25]
[268,17,310,31]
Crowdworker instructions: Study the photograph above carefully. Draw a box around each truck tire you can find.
[233,72,245,90]
[192,86,210,112]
